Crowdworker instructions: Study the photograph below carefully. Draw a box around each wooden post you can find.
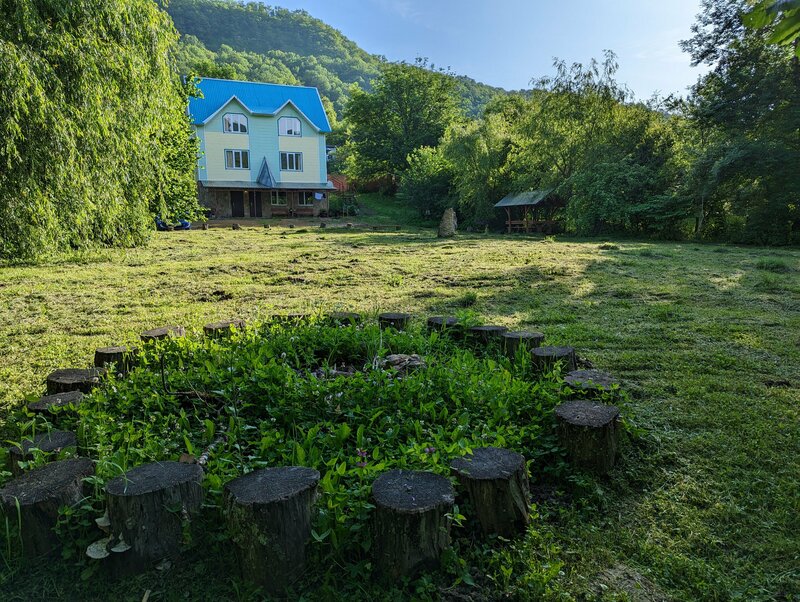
[502,331,545,357]
[0,458,94,557]
[27,390,83,415]
[555,400,620,474]
[532,346,577,372]
[8,430,77,476]
[106,461,203,573]
[203,319,245,338]
[468,325,508,344]
[450,447,530,537]
[140,326,186,342]
[46,368,104,395]
[378,312,411,331]
[564,369,618,396]
[506,207,511,233]
[372,469,454,580]
[224,467,320,593]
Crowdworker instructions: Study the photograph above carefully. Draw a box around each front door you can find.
[250,191,263,218]
[230,191,244,218]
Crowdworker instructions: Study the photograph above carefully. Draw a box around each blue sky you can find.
[270,0,708,100]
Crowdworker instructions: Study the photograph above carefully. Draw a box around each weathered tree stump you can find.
[46,368,104,395]
[27,390,83,415]
[564,369,618,395]
[502,331,545,357]
[0,457,94,557]
[555,400,620,474]
[372,470,454,580]
[224,467,320,593]
[201,223,209,230]
[9,430,77,476]
[426,316,459,333]
[140,326,185,342]
[232,223,242,230]
[468,325,508,344]
[327,311,362,325]
[378,312,411,331]
[203,319,245,338]
[272,313,309,324]
[106,461,203,573]
[532,346,577,371]
[450,447,529,538]
[94,346,135,373]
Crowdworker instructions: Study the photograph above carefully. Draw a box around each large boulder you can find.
[438,208,457,238]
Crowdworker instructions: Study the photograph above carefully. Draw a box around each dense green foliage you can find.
[743,0,800,54]
[1,318,596,598]
[0,0,200,260]
[167,0,506,118]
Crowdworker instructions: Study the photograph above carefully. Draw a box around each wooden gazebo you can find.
[494,189,563,234]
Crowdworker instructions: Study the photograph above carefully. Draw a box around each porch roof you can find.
[494,189,554,208]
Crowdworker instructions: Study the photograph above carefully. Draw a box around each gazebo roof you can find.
[494,189,554,208]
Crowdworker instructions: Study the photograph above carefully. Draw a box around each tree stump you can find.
[27,390,83,415]
[224,467,320,593]
[532,346,577,371]
[272,313,309,324]
[555,400,620,474]
[450,447,530,538]
[502,331,545,357]
[9,430,77,476]
[327,311,361,325]
[106,461,204,573]
[564,369,618,395]
[232,223,242,230]
[372,469,454,580]
[378,312,411,331]
[201,223,209,230]
[46,368,104,395]
[140,326,185,342]
[468,325,508,344]
[0,457,94,557]
[94,346,135,373]
[426,316,459,333]
[203,319,245,338]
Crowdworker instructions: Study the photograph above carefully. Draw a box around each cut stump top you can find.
[379,312,411,320]
[427,316,458,328]
[225,466,320,505]
[140,326,185,341]
[27,390,83,413]
[106,461,203,497]
[450,447,526,481]
[533,346,575,358]
[503,331,544,342]
[0,458,94,506]
[11,430,77,457]
[203,319,245,333]
[372,470,454,514]
[46,368,104,393]
[469,325,508,335]
[555,400,620,428]
[564,369,618,391]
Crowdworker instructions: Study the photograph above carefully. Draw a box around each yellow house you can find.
[189,77,334,218]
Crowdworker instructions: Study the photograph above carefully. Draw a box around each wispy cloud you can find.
[368,0,422,21]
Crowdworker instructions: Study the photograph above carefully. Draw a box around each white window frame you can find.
[280,151,303,172]
[278,117,302,137]
[223,113,248,134]
[225,149,250,170]
[297,191,314,206]
[271,191,287,206]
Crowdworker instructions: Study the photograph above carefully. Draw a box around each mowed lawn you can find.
[1,219,798,600]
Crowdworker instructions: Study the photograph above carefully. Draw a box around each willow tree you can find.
[0,0,199,260]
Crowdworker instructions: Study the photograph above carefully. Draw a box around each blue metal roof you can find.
[189,78,331,133]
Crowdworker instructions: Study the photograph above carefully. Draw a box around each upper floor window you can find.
[223,113,248,134]
[225,149,249,170]
[278,117,302,137]
[280,151,303,171]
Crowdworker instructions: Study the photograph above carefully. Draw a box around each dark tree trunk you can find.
[105,461,203,574]
[532,346,577,371]
[27,391,83,415]
[0,458,94,557]
[468,325,508,344]
[203,319,245,338]
[450,447,530,538]
[224,467,320,594]
[378,312,412,331]
[372,470,454,580]
[140,326,186,342]
[8,430,77,476]
[555,400,621,474]
[502,331,545,358]
[94,346,135,373]
[46,368,104,395]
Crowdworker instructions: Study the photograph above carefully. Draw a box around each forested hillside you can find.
[167,0,506,116]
